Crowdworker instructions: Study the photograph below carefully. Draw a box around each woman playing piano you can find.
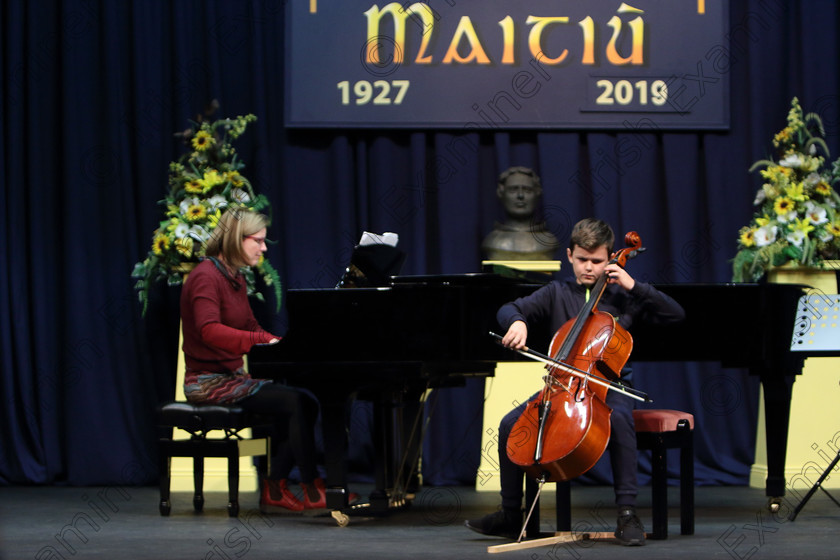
[180,206,324,513]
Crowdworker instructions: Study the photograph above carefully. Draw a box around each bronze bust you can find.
[482,167,560,261]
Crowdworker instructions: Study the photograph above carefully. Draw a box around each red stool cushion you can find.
[633,409,694,432]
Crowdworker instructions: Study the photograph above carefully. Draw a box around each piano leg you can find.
[371,386,424,512]
[319,393,353,510]
[760,373,796,510]
[371,393,395,511]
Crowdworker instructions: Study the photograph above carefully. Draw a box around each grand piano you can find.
[249,272,547,513]
[632,282,810,502]
[249,272,823,514]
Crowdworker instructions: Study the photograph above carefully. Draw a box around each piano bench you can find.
[524,408,695,541]
[157,401,271,517]
[633,408,695,540]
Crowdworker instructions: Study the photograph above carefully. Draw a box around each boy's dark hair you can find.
[569,218,615,253]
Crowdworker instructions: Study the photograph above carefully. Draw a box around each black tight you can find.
[238,383,319,483]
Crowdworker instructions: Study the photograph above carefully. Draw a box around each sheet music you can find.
[790,294,840,352]
[359,231,398,247]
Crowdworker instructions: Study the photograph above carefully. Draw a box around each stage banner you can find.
[285,1,730,130]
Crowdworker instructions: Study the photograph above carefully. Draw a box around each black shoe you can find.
[615,506,646,546]
[465,509,523,539]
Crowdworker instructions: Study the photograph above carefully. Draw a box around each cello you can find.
[503,232,648,485]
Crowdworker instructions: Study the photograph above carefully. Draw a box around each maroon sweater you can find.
[180,258,277,373]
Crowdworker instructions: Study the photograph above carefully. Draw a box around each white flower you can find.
[753,189,766,205]
[776,210,797,224]
[231,188,251,203]
[179,197,201,215]
[754,224,778,247]
[804,201,828,225]
[207,194,228,211]
[786,229,806,247]
[779,153,803,168]
[804,172,821,187]
[189,226,211,243]
[174,222,190,239]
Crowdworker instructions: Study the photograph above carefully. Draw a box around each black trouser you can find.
[239,383,320,482]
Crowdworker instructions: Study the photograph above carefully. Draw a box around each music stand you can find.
[788,293,840,521]
[336,233,406,288]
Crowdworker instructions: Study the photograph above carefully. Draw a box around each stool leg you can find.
[680,427,695,535]
[556,480,571,532]
[193,456,205,512]
[228,442,240,517]
[158,443,172,516]
[650,438,668,540]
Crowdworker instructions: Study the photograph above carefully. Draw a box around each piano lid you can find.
[250,272,547,369]
[631,282,809,367]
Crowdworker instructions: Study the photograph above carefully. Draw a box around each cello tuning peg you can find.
[627,247,646,259]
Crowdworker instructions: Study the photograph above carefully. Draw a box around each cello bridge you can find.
[542,375,571,394]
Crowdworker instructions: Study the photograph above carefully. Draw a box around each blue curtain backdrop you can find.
[2,0,839,488]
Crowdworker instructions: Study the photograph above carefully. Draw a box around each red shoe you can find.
[301,478,362,509]
[301,478,327,509]
[260,479,304,513]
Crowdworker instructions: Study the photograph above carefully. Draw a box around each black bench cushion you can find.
[157,402,254,433]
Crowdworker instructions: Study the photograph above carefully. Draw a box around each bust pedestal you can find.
[750,263,840,491]
[475,260,561,492]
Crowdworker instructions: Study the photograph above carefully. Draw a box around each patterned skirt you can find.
[183,368,270,404]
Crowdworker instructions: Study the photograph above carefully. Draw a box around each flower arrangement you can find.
[132,103,282,314]
[732,97,840,282]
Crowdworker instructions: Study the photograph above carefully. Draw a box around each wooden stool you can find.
[524,408,695,540]
[157,401,271,517]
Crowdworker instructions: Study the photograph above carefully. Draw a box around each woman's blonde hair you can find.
[204,207,270,269]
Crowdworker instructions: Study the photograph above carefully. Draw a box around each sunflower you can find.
[773,197,795,215]
[184,179,203,194]
[225,170,245,187]
[739,227,756,248]
[152,233,170,255]
[191,130,214,151]
[184,203,207,222]
[815,181,832,197]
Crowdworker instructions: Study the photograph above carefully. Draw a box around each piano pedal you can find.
[767,497,782,513]
[322,500,374,526]
[331,510,350,527]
